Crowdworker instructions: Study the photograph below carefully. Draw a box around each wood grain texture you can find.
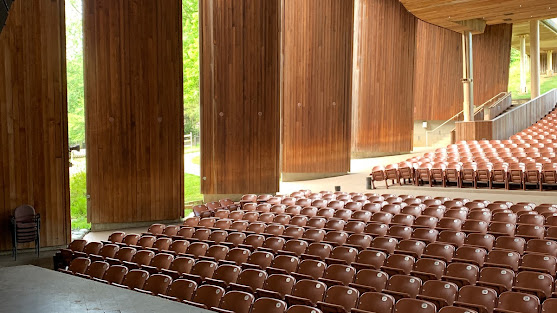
[491,89,557,140]
[352,0,416,157]
[400,0,557,32]
[84,0,184,224]
[0,0,70,250]
[456,89,557,141]
[414,22,512,121]
[282,0,354,173]
[200,0,281,194]
[455,121,494,142]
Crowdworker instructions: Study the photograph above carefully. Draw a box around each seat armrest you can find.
[133,288,153,295]
[317,301,348,313]
[111,283,128,289]
[158,294,178,302]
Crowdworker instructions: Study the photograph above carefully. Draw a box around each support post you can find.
[530,20,541,98]
[520,35,527,93]
[462,31,474,122]
[547,50,554,76]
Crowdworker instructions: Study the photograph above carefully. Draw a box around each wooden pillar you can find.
[200,0,281,198]
[462,31,475,122]
[520,35,528,93]
[548,50,554,76]
[282,0,354,180]
[352,0,416,157]
[530,20,541,99]
[84,1,184,228]
[0,0,70,250]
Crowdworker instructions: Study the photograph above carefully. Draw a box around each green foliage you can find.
[509,48,520,66]
[70,171,90,230]
[508,47,557,100]
[183,0,200,136]
[66,0,85,146]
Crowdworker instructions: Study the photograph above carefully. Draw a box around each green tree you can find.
[183,0,200,136]
[66,0,85,146]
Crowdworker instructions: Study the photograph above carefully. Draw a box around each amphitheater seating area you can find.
[371,107,557,191]
[54,191,557,313]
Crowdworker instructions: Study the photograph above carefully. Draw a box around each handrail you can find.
[425,92,507,147]
[484,92,512,120]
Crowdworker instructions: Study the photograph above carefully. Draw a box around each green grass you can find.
[184,145,200,154]
[191,155,200,165]
[70,171,203,230]
[70,171,90,230]
[508,48,557,100]
[185,173,203,203]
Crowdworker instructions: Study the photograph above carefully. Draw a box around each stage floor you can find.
[0,265,210,313]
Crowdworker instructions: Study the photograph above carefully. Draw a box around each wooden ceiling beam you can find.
[400,0,557,32]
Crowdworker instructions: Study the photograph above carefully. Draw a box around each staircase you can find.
[499,102,522,115]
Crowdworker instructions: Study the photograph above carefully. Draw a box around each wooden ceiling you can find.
[399,0,557,33]
[511,20,557,52]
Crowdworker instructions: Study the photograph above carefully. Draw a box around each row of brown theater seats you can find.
[58,255,557,313]
[374,108,557,191]
[57,232,557,313]
[53,191,557,313]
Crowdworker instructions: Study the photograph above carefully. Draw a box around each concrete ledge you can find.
[91,219,183,232]
[351,151,411,159]
[282,172,347,182]
[203,194,246,202]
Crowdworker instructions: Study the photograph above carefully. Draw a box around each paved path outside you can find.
[185,152,200,176]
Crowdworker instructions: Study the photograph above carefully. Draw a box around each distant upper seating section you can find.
[373,107,557,191]
[54,190,557,313]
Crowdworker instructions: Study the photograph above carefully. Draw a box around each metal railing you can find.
[425,92,508,147]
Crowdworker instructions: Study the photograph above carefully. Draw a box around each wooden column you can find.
[352,0,416,157]
[282,0,354,180]
[530,20,541,99]
[520,35,528,93]
[200,0,281,198]
[84,1,184,228]
[0,0,70,250]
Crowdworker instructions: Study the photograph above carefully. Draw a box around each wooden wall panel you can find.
[352,0,417,157]
[200,0,281,194]
[282,0,354,174]
[413,21,462,121]
[0,1,70,250]
[84,0,184,224]
[414,22,512,121]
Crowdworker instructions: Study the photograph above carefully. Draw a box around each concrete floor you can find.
[0,265,210,313]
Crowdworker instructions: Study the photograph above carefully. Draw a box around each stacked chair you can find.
[55,191,557,313]
[11,204,41,260]
[373,107,557,191]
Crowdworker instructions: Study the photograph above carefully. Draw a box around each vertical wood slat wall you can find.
[414,22,513,121]
[0,1,70,250]
[83,0,184,224]
[200,0,281,195]
[282,0,354,175]
[351,0,417,157]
